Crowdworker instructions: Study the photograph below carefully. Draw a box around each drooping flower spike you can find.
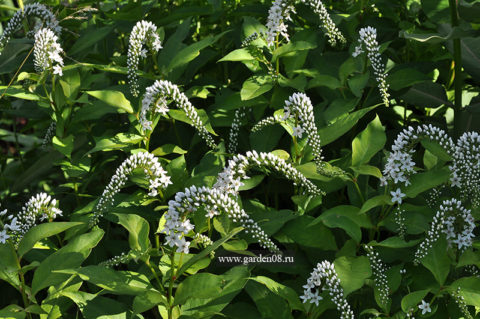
[127,20,163,96]
[364,245,390,306]
[301,261,354,319]
[450,131,480,206]
[213,150,324,197]
[161,185,280,254]
[33,28,64,76]
[265,0,345,47]
[352,26,390,106]
[451,287,474,319]
[265,0,296,46]
[89,152,171,226]
[414,198,475,264]
[42,122,56,149]
[228,108,246,154]
[140,80,217,149]
[300,0,346,46]
[381,124,454,188]
[252,93,324,172]
[1,193,62,245]
[0,3,61,54]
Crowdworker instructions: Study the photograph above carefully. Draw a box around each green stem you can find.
[449,0,462,131]
[167,251,175,319]
[352,179,365,204]
[42,82,57,114]
[146,259,165,293]
[175,253,184,277]
[10,243,32,319]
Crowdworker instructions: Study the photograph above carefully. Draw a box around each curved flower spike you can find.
[301,260,354,319]
[213,150,324,196]
[33,28,64,76]
[127,20,163,96]
[89,152,171,226]
[140,80,217,149]
[0,3,61,54]
[161,185,280,253]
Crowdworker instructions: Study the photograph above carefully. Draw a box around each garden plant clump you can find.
[1,0,480,318]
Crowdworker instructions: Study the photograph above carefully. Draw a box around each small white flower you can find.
[5,217,21,232]
[309,290,323,306]
[53,64,63,76]
[418,300,431,315]
[390,188,406,205]
[0,229,10,244]
[292,125,304,138]
[176,238,190,254]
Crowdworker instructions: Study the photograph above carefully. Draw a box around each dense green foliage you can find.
[0,0,480,318]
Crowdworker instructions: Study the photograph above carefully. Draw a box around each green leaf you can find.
[271,149,290,160]
[370,237,422,248]
[17,222,84,258]
[59,69,81,100]
[313,205,372,243]
[238,174,265,191]
[180,266,250,317]
[404,167,450,198]
[31,228,104,295]
[132,291,168,315]
[250,276,303,311]
[272,40,317,62]
[401,82,450,108]
[86,90,134,114]
[348,72,370,97]
[168,108,217,136]
[0,304,26,319]
[399,27,466,44]
[359,195,391,214]
[109,213,150,252]
[69,26,114,56]
[174,273,223,305]
[401,289,430,312]
[168,32,227,70]
[335,256,372,296]
[460,37,480,81]
[152,144,187,156]
[282,215,337,250]
[352,115,386,166]
[62,291,131,319]
[388,68,430,90]
[449,277,480,306]
[176,227,243,278]
[87,133,143,154]
[12,151,63,192]
[350,165,382,178]
[0,85,39,101]
[59,266,156,295]
[421,237,451,286]
[306,73,342,90]
[0,243,20,288]
[420,139,452,161]
[421,0,449,22]
[245,280,294,319]
[52,135,74,159]
[319,104,379,146]
[241,75,274,100]
[250,125,284,152]
[219,48,255,62]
